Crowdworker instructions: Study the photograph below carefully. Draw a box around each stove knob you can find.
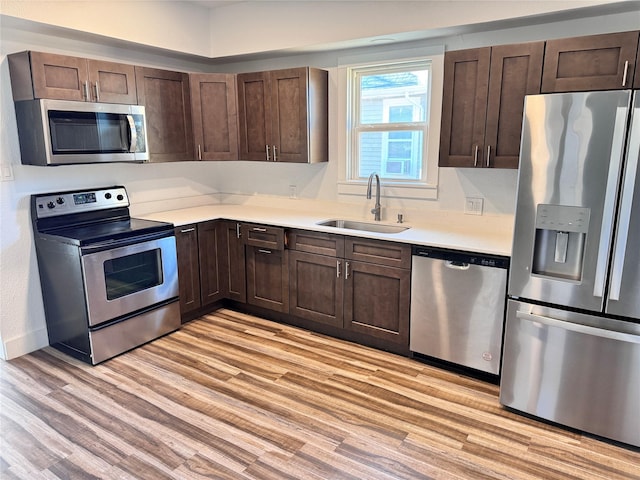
[117,194,124,201]
[47,201,55,209]
[56,197,65,205]
[105,192,112,200]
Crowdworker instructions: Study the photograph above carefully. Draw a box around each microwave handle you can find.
[126,115,137,153]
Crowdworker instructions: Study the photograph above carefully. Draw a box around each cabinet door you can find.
[190,73,238,161]
[289,251,343,328]
[174,225,201,318]
[198,221,224,306]
[484,42,543,169]
[87,60,137,104]
[237,71,271,161]
[220,221,246,303]
[439,48,491,167]
[542,31,639,92]
[28,52,89,101]
[135,67,194,162]
[270,68,308,163]
[246,246,289,312]
[344,261,410,347]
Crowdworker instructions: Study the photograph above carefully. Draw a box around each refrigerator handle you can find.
[515,310,640,344]
[610,100,640,301]
[593,105,629,298]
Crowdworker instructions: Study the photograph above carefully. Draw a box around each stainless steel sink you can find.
[316,219,409,234]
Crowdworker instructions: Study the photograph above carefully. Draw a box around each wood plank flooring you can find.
[1,308,638,479]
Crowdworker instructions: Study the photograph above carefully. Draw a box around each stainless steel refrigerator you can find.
[501,90,640,448]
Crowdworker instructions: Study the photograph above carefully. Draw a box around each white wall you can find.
[1,1,638,360]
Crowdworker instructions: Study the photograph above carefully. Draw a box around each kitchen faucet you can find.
[366,172,381,221]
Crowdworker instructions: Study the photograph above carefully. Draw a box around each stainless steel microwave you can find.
[14,99,149,165]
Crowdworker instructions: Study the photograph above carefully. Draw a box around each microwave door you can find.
[606,92,640,320]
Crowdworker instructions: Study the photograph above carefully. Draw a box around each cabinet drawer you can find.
[345,237,411,269]
[288,229,344,257]
[242,223,285,250]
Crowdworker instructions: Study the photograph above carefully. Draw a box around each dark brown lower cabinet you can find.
[174,221,224,320]
[175,224,201,317]
[344,260,410,347]
[289,251,343,328]
[246,246,289,313]
[197,221,224,306]
[288,230,411,350]
[219,221,246,303]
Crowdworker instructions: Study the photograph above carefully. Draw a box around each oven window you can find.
[103,249,163,300]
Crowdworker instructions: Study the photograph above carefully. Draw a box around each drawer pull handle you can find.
[180,227,195,233]
[253,227,268,232]
[258,249,272,254]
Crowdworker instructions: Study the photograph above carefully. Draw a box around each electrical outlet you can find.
[0,163,14,182]
[465,197,483,215]
[289,185,297,199]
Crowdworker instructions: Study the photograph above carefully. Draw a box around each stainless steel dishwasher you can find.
[410,246,509,375]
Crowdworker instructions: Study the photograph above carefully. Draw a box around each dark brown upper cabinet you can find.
[439,42,544,169]
[8,51,137,104]
[237,67,328,163]
[135,66,194,162]
[190,73,239,161]
[542,31,639,92]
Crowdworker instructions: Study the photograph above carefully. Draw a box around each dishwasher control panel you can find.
[412,246,509,269]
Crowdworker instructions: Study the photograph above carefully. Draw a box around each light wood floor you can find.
[1,309,638,479]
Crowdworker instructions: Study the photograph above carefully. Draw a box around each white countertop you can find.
[140,204,513,257]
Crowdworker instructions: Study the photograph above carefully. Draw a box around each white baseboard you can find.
[2,327,49,360]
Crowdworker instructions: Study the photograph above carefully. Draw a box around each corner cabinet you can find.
[174,221,224,321]
[135,67,194,162]
[237,67,328,163]
[439,42,544,169]
[8,51,137,104]
[190,73,239,161]
[542,31,639,92]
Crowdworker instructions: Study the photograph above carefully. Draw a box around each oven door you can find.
[81,235,178,327]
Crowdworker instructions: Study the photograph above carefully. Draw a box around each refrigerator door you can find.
[509,90,631,312]
[607,91,640,319]
[500,299,640,447]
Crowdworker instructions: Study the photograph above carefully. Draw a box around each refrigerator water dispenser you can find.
[532,204,590,281]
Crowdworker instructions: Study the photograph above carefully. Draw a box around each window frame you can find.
[351,60,429,183]
[337,46,444,201]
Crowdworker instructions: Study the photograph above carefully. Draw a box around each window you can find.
[351,60,429,183]
[337,48,443,201]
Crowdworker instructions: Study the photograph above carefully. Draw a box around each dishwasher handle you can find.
[445,260,470,270]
